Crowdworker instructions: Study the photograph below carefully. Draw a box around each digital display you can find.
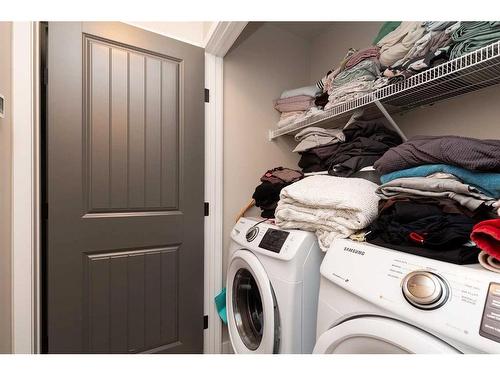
[479,283,500,343]
[258,229,289,253]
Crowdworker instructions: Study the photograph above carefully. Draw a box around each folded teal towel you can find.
[380,164,500,198]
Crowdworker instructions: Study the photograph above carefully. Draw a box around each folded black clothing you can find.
[368,237,480,265]
[367,201,476,250]
[327,121,403,177]
[261,209,276,219]
[350,168,381,185]
[314,92,329,108]
[330,155,381,177]
[252,182,283,208]
[298,153,330,173]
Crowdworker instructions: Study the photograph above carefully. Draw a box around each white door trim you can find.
[203,52,224,354]
[11,21,40,354]
[204,22,247,57]
[202,22,246,354]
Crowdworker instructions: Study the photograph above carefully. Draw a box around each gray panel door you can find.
[46,22,204,353]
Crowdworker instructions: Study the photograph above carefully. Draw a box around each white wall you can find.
[223,23,311,272]
[309,22,383,83]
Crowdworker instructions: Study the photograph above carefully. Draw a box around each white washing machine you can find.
[226,217,324,354]
[314,239,500,354]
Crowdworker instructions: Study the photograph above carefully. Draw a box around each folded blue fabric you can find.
[380,164,500,198]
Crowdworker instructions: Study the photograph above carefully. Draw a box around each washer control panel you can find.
[258,228,289,253]
[480,283,500,343]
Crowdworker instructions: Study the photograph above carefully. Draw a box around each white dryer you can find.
[314,239,500,354]
[226,217,323,354]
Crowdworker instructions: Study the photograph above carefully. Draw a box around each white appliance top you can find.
[231,217,318,262]
[322,239,500,353]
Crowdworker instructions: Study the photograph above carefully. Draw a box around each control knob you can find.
[245,227,259,242]
[402,271,449,310]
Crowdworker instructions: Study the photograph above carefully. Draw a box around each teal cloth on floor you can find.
[214,288,227,324]
[380,164,500,198]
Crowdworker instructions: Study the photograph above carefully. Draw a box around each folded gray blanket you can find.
[376,177,496,212]
[293,127,345,153]
[374,135,500,174]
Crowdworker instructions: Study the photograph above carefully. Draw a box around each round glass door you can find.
[232,268,264,350]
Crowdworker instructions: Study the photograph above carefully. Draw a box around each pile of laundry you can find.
[377,21,500,86]
[364,135,500,265]
[252,167,304,218]
[274,175,380,251]
[296,120,402,177]
[317,47,383,112]
[274,85,322,128]
[272,21,500,130]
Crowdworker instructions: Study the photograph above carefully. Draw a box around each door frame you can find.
[11,20,247,354]
[11,21,41,354]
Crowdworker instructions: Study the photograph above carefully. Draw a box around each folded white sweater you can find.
[275,175,380,251]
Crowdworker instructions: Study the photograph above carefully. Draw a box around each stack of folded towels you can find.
[366,135,500,265]
[450,22,500,59]
[317,47,382,110]
[274,85,321,128]
[275,175,380,251]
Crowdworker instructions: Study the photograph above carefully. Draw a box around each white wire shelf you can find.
[269,40,500,140]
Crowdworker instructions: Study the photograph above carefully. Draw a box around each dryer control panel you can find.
[322,239,500,353]
[480,283,500,343]
[231,218,318,262]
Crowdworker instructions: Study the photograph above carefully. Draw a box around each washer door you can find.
[227,250,280,353]
[313,316,460,354]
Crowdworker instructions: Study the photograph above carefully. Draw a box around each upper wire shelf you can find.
[269,40,500,140]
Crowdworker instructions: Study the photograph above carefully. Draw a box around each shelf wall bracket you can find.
[374,99,408,142]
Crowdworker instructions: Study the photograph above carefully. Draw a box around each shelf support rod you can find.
[374,99,407,141]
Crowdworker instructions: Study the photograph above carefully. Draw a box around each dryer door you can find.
[313,316,460,354]
[227,250,280,353]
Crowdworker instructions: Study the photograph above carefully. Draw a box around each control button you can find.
[402,271,449,310]
[246,227,259,242]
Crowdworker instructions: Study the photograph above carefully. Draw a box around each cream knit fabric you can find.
[377,21,427,67]
[275,175,380,251]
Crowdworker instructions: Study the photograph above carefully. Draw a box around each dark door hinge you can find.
[204,202,209,217]
[203,315,208,330]
[43,68,48,86]
[204,88,210,103]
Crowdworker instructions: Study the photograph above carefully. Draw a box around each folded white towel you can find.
[275,175,380,251]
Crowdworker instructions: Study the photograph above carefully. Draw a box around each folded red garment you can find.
[471,219,500,259]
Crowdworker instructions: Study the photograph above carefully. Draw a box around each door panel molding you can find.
[82,35,181,215]
[82,245,180,353]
